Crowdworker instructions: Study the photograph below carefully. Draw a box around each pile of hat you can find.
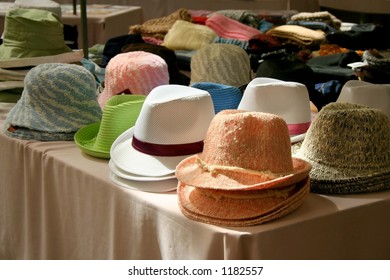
[176,110,312,227]
[108,84,216,192]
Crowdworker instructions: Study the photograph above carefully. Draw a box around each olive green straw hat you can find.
[75,95,146,159]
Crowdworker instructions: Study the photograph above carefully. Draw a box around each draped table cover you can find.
[0,103,389,260]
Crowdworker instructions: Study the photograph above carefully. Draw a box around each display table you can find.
[0,103,389,260]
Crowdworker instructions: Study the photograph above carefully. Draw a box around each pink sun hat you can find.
[97,51,169,108]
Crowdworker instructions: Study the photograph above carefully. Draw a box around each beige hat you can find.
[190,43,252,88]
[295,102,390,194]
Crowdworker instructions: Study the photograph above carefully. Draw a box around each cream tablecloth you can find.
[0,103,389,260]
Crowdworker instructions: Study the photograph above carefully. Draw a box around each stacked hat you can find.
[75,95,146,159]
[238,77,313,143]
[121,43,190,85]
[295,102,390,194]
[266,25,326,48]
[109,84,215,192]
[290,11,342,30]
[190,43,252,88]
[337,80,390,119]
[3,63,102,141]
[97,51,169,109]
[205,13,263,41]
[190,82,243,113]
[176,110,312,227]
[0,8,71,61]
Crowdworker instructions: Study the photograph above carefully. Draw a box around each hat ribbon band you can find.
[288,121,311,135]
[132,136,204,157]
[196,157,289,179]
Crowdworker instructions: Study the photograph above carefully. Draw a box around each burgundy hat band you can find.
[132,136,204,157]
[288,121,311,135]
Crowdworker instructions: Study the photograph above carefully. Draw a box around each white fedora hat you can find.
[337,80,390,119]
[110,84,215,181]
[238,77,312,143]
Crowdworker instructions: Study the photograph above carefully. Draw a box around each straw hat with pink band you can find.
[109,84,215,191]
[238,77,313,143]
[176,110,312,226]
[97,51,169,109]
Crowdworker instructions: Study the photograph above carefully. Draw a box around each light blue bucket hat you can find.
[3,63,102,141]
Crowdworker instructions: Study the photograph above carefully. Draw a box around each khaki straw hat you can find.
[176,110,311,191]
[295,102,390,194]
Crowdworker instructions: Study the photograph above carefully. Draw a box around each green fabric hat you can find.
[75,95,146,159]
[0,8,71,60]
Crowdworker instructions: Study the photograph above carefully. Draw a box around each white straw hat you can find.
[110,84,215,184]
[337,80,390,119]
[238,77,312,143]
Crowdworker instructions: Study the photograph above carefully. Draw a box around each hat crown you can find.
[200,110,294,174]
[299,102,390,172]
[133,84,215,145]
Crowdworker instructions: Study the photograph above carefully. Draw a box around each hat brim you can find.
[109,171,178,193]
[110,127,193,177]
[175,155,311,191]
[74,122,110,159]
[178,176,310,227]
[109,159,176,182]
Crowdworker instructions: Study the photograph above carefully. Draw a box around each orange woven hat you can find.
[175,110,311,191]
[177,176,310,227]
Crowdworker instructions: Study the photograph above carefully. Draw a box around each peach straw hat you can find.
[97,51,169,109]
[109,84,215,184]
[238,77,313,143]
[175,110,311,191]
[176,110,311,226]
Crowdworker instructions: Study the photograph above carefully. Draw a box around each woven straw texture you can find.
[295,102,390,194]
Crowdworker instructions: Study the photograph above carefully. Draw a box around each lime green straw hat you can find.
[75,95,146,159]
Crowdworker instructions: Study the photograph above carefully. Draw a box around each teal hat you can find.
[3,63,102,141]
[0,8,71,60]
[190,82,243,113]
[75,95,146,159]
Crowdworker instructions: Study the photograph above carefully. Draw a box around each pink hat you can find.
[205,13,263,41]
[98,51,169,108]
[176,110,311,191]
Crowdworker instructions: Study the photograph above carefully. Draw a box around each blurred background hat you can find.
[190,43,252,88]
[3,63,102,141]
[12,0,62,18]
[190,82,243,113]
[295,102,390,194]
[0,8,71,61]
[97,51,169,109]
[75,95,146,159]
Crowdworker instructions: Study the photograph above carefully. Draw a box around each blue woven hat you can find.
[190,82,243,113]
[3,63,102,141]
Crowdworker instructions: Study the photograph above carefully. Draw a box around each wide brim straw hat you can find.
[97,51,169,109]
[337,80,390,119]
[3,63,102,141]
[74,95,146,159]
[110,84,215,181]
[295,102,390,194]
[0,8,71,61]
[238,77,313,143]
[176,110,311,191]
[178,176,310,227]
[190,82,243,113]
